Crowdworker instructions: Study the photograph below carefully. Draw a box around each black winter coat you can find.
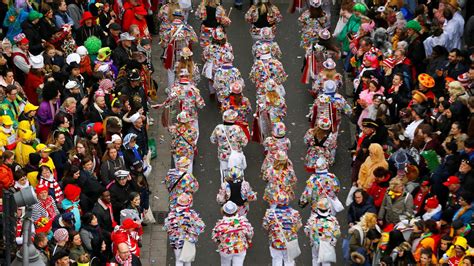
[21,20,43,55]
[348,196,377,224]
[109,181,138,222]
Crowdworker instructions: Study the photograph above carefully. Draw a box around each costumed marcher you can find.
[297,0,329,51]
[262,190,303,266]
[168,111,198,174]
[299,158,341,214]
[161,9,198,89]
[310,58,343,98]
[212,201,254,266]
[216,167,257,217]
[213,53,244,104]
[174,47,200,86]
[309,79,351,134]
[251,27,281,59]
[260,122,291,177]
[157,0,180,44]
[304,198,341,266]
[249,45,287,87]
[244,0,282,40]
[210,109,248,182]
[262,150,297,207]
[196,0,231,48]
[220,82,252,140]
[202,28,233,99]
[164,193,206,266]
[303,117,337,171]
[164,157,199,208]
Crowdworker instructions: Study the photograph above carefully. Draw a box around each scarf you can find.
[39,176,63,202]
[114,254,132,266]
[99,199,118,227]
[40,196,58,218]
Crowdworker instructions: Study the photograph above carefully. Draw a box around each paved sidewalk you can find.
[139,38,172,266]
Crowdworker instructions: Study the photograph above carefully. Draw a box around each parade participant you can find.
[154,69,205,131]
[262,190,302,265]
[220,82,252,139]
[310,58,343,97]
[301,29,340,85]
[213,53,244,104]
[174,48,200,86]
[216,167,257,217]
[245,0,282,40]
[164,193,206,266]
[168,111,198,173]
[298,0,329,50]
[210,109,248,182]
[253,82,287,142]
[305,198,341,266]
[196,0,231,48]
[161,9,198,88]
[212,201,254,266]
[260,122,291,177]
[164,157,199,208]
[304,117,337,171]
[262,150,297,207]
[158,0,180,43]
[309,79,351,133]
[299,158,341,214]
[251,27,281,60]
[202,27,233,99]
[250,45,287,86]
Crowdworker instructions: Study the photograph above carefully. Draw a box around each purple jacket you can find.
[37,101,60,126]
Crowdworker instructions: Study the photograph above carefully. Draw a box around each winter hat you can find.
[272,122,286,138]
[28,10,43,21]
[406,20,421,32]
[80,11,95,25]
[122,218,140,230]
[13,33,29,45]
[64,184,81,201]
[351,252,366,264]
[35,184,48,195]
[222,109,238,123]
[98,79,114,92]
[54,228,69,242]
[425,197,438,209]
[222,201,238,215]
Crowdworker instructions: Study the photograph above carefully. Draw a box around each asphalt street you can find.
[165,2,354,265]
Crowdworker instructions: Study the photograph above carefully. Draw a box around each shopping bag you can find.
[179,240,196,262]
[148,139,157,160]
[328,196,344,213]
[202,61,214,79]
[345,185,358,206]
[143,207,156,224]
[286,239,301,261]
[318,240,336,263]
[228,150,247,170]
[333,16,347,38]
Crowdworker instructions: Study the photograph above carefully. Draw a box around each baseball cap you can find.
[443,176,460,187]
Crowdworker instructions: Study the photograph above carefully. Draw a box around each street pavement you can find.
[142,1,356,265]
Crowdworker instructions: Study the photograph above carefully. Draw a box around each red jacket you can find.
[367,174,390,209]
[24,72,44,105]
[0,164,14,198]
